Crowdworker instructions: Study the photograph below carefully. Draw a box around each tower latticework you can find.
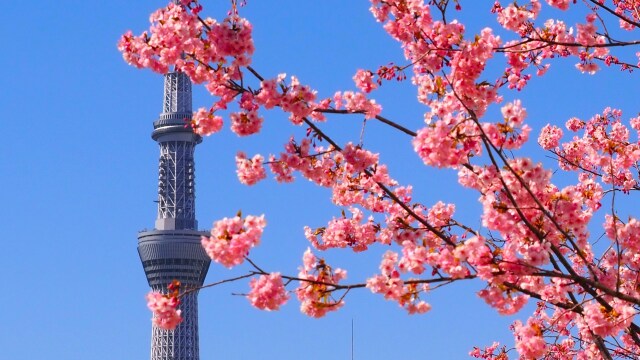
[138,71,210,360]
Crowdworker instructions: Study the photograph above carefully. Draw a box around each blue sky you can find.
[2,1,639,359]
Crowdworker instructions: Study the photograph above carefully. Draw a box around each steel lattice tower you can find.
[138,70,210,360]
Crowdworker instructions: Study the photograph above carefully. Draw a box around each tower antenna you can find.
[351,318,354,360]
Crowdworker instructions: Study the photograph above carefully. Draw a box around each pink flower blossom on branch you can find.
[513,319,546,358]
[267,154,294,183]
[469,341,508,359]
[247,273,289,311]
[538,124,563,150]
[341,143,379,173]
[201,213,266,268]
[296,249,346,318]
[235,152,266,185]
[304,207,378,252]
[191,107,223,136]
[495,1,540,33]
[353,69,378,93]
[333,91,381,119]
[146,291,182,330]
[230,110,263,136]
[366,251,432,314]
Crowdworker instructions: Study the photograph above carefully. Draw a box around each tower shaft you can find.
[138,71,210,360]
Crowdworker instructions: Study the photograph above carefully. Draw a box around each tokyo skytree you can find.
[137,70,211,360]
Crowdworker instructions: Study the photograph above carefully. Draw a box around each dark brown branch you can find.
[316,109,418,137]
[180,273,257,297]
[586,0,640,29]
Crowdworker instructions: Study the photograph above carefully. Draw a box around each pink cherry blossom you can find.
[341,143,378,173]
[146,291,182,330]
[305,207,378,252]
[280,76,317,125]
[267,154,294,183]
[254,74,286,109]
[545,0,570,10]
[247,273,290,311]
[413,115,481,168]
[201,214,266,268]
[538,124,563,150]
[353,69,378,93]
[230,110,263,136]
[367,251,432,314]
[333,91,382,119]
[583,300,635,338]
[191,107,223,136]
[495,1,539,33]
[513,319,546,358]
[469,342,508,360]
[235,152,266,185]
[296,248,346,318]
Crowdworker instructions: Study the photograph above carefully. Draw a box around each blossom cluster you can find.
[551,108,640,192]
[118,0,255,113]
[366,251,431,314]
[201,214,266,268]
[191,107,223,136]
[247,273,289,311]
[118,2,254,74]
[304,207,377,252]
[146,291,182,330]
[352,69,378,93]
[295,249,347,318]
[235,152,266,185]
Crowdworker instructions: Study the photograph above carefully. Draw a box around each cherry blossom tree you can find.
[119,0,640,358]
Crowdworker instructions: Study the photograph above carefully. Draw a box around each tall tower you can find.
[138,70,211,360]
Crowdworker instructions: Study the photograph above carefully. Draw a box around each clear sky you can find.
[2,1,639,359]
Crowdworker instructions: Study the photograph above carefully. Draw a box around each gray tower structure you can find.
[138,71,211,360]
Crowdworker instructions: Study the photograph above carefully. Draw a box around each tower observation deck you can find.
[138,70,211,360]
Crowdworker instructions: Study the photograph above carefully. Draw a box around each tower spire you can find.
[153,71,198,231]
[138,70,210,360]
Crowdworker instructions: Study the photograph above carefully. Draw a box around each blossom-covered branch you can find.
[121,0,640,358]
